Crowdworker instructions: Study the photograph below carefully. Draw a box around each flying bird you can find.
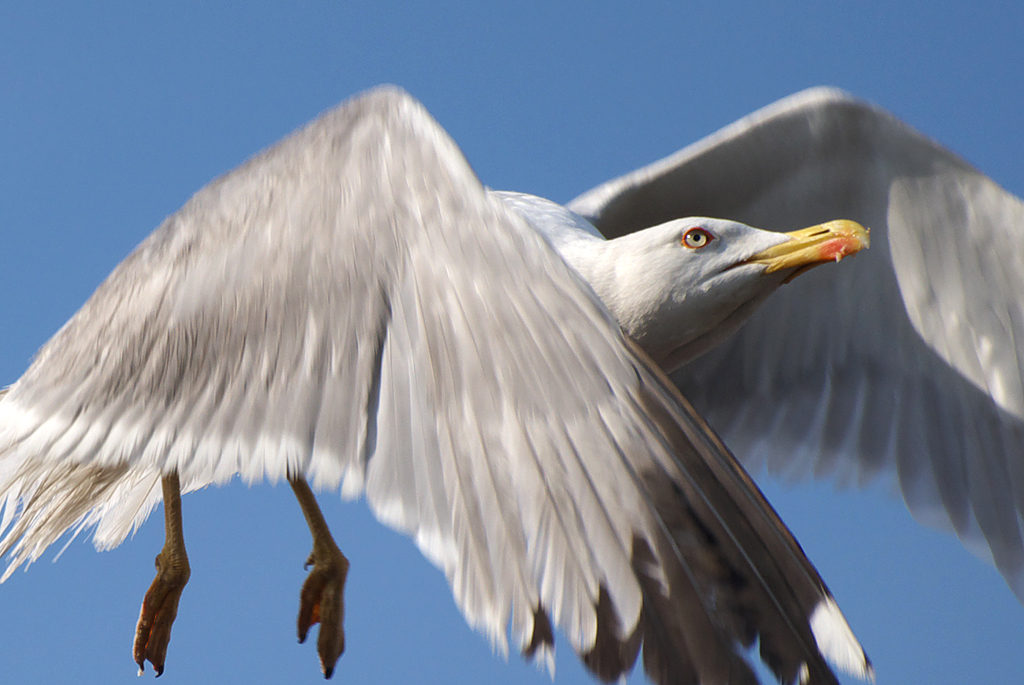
[0,86,873,684]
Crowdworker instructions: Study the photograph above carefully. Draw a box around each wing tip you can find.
[810,596,875,682]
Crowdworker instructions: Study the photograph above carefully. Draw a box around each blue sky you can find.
[1,2,1022,684]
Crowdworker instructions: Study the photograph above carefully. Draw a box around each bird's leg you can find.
[289,475,349,679]
[133,472,191,676]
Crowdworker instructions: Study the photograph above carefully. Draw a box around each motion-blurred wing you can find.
[570,86,1024,601]
[0,88,869,683]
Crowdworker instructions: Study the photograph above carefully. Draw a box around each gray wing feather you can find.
[0,88,865,683]
[569,86,1024,600]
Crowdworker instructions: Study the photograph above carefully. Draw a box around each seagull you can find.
[0,86,871,684]
[568,87,1024,604]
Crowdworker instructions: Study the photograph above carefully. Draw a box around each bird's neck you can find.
[494,190,681,366]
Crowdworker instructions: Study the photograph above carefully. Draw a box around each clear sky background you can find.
[1,2,1022,684]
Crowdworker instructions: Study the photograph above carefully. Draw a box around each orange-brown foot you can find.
[297,546,349,679]
[133,549,190,676]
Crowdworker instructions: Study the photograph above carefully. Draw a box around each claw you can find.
[134,473,190,677]
[289,476,350,679]
[133,547,190,676]
[297,546,349,678]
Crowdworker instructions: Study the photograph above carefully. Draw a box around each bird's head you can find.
[590,217,868,371]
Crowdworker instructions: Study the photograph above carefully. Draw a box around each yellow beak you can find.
[744,220,870,281]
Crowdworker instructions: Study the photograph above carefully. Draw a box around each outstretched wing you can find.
[570,86,1024,602]
[0,88,869,684]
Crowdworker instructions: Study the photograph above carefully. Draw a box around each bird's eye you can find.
[683,227,714,249]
